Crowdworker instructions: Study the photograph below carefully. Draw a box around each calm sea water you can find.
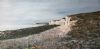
[0,24,44,31]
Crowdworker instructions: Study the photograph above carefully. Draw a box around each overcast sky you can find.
[0,0,100,30]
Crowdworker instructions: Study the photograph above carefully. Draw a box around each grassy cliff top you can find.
[0,25,59,40]
[68,11,100,20]
[67,11,100,39]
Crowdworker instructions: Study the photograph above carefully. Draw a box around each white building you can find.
[49,17,69,25]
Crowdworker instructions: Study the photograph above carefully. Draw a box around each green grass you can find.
[0,25,59,40]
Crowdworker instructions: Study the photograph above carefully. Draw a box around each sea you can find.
[0,24,44,31]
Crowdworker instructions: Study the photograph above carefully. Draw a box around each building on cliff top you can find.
[49,16,71,25]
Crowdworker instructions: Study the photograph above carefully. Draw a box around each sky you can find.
[0,0,100,31]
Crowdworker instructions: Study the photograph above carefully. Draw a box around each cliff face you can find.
[0,11,100,49]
